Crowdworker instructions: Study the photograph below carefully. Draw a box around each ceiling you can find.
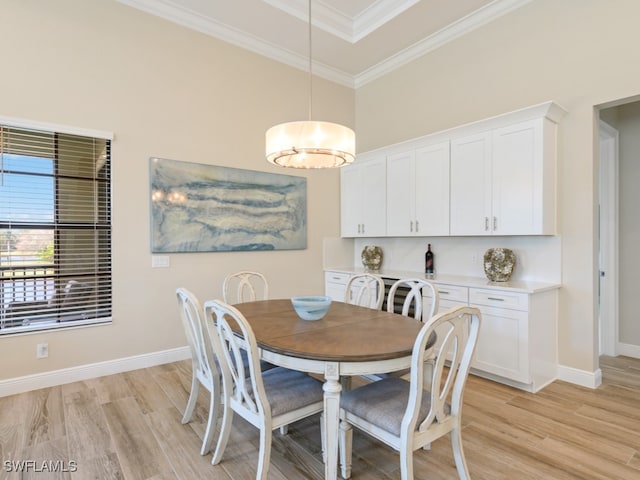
[115,0,531,88]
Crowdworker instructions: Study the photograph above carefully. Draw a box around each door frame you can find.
[598,119,619,356]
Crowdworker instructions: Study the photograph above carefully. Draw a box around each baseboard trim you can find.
[616,342,640,359]
[0,346,191,397]
[557,364,602,389]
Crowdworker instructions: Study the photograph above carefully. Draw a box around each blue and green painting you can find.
[150,158,307,252]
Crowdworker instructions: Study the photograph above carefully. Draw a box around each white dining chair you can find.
[221,269,281,425]
[386,277,439,321]
[365,278,440,383]
[222,271,269,304]
[176,288,221,456]
[345,273,384,310]
[204,299,325,479]
[339,305,482,480]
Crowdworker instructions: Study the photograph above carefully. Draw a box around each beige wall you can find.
[356,0,640,375]
[0,0,353,381]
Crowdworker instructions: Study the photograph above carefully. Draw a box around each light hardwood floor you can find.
[1,355,640,479]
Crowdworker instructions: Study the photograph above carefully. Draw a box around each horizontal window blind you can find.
[0,123,112,333]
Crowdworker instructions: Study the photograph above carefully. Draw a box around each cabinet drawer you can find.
[324,271,351,285]
[469,288,528,311]
[432,283,469,303]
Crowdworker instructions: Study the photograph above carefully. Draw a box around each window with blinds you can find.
[0,121,112,334]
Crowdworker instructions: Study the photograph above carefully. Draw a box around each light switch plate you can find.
[152,255,170,268]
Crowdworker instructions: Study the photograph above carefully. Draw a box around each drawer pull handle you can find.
[487,297,505,302]
[439,291,450,295]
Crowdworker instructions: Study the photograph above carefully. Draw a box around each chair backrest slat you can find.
[386,278,439,321]
[345,273,384,310]
[403,305,481,433]
[223,271,269,304]
[176,288,218,386]
[205,299,269,418]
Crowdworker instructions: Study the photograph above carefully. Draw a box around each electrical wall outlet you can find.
[36,343,48,359]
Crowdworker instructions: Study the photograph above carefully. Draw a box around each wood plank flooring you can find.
[1,355,639,479]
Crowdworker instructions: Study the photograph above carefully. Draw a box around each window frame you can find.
[0,116,113,336]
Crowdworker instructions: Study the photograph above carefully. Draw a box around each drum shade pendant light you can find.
[265,0,355,168]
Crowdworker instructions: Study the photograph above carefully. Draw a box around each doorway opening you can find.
[598,97,640,359]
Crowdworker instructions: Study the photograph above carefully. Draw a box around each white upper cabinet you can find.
[492,119,557,235]
[450,115,560,236]
[386,141,450,236]
[450,133,493,235]
[340,152,386,237]
[342,101,565,239]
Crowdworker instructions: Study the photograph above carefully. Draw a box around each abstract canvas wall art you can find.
[150,158,307,252]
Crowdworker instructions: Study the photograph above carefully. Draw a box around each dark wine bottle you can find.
[425,243,434,276]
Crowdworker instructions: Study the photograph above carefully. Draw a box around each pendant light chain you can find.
[308,0,313,121]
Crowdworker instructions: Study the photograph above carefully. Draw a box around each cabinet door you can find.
[471,304,529,383]
[450,132,492,235]
[340,163,362,237]
[415,142,450,236]
[492,119,545,234]
[360,156,387,236]
[324,272,349,302]
[340,155,387,237]
[386,150,415,236]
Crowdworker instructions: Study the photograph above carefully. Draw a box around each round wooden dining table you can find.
[233,298,428,480]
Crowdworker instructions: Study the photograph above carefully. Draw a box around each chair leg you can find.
[399,444,414,480]
[451,424,471,480]
[256,426,273,480]
[182,374,199,424]
[200,381,220,455]
[211,403,233,465]
[339,419,353,479]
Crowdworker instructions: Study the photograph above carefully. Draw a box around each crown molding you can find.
[354,0,533,88]
[263,0,419,43]
[115,0,532,90]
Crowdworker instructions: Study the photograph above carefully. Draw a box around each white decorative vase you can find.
[361,246,383,271]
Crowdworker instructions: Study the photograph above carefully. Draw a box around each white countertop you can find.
[324,266,561,294]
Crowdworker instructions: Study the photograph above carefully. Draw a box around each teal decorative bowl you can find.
[291,296,332,321]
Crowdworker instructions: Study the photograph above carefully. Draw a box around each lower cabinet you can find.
[469,292,530,383]
[324,272,350,302]
[325,269,558,392]
[467,287,557,392]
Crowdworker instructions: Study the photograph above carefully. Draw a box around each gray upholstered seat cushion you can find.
[262,367,324,417]
[340,377,440,437]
